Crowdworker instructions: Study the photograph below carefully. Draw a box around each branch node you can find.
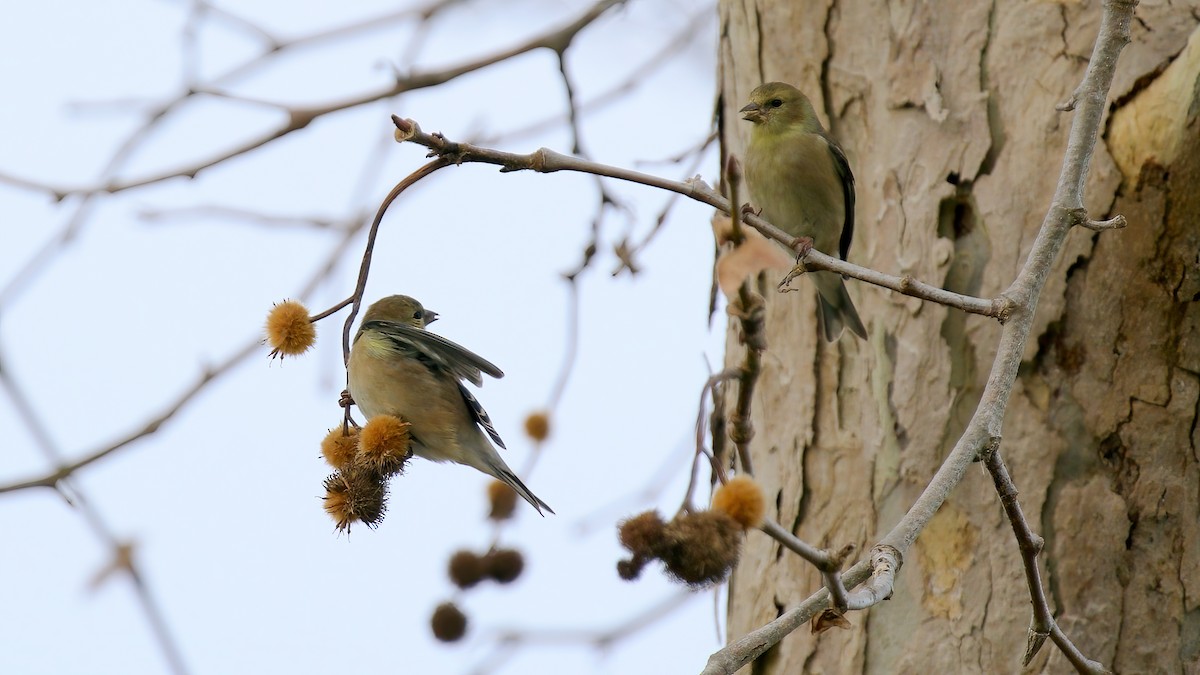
[978,434,1002,461]
[391,115,418,142]
[1081,214,1127,231]
[831,543,856,568]
[993,295,1016,323]
[1023,625,1050,665]
[728,415,755,444]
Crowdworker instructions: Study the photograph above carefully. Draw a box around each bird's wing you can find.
[456,382,507,449]
[360,320,504,387]
[823,134,856,261]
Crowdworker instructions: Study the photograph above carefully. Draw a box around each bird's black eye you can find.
[769,98,784,108]
[413,310,423,320]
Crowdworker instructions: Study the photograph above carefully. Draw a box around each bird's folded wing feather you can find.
[456,382,507,449]
[821,133,856,262]
[360,320,504,387]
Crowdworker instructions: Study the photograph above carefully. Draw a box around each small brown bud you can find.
[431,602,467,642]
[617,511,666,559]
[448,550,485,589]
[712,476,766,530]
[616,557,646,581]
[658,511,742,587]
[523,411,551,442]
[483,549,524,584]
[486,480,518,521]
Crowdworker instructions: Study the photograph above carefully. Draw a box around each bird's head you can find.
[740,82,820,133]
[362,295,438,329]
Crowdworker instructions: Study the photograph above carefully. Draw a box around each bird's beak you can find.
[423,310,439,324]
[740,102,764,123]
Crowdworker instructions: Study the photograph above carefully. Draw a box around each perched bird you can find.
[348,295,553,515]
[740,81,867,341]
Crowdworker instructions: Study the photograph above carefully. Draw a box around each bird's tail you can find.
[493,466,555,516]
[814,272,867,341]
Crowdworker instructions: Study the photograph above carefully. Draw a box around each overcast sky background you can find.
[0,1,733,673]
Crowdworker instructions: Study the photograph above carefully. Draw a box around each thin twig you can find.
[728,283,763,475]
[685,368,741,509]
[982,443,1108,673]
[392,117,1004,319]
[338,158,452,364]
[470,591,697,675]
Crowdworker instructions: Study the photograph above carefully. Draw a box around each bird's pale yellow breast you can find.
[348,329,470,463]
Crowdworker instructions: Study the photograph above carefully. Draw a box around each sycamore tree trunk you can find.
[717,1,1200,673]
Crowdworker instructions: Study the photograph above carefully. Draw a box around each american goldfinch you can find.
[348,295,553,515]
[741,81,867,341]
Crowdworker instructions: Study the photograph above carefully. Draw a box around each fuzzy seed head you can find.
[483,549,524,584]
[616,557,646,581]
[265,300,316,359]
[658,511,743,587]
[448,550,485,589]
[431,602,468,642]
[617,511,666,559]
[712,476,766,530]
[487,480,518,521]
[358,415,411,477]
[322,470,387,533]
[523,411,550,442]
[320,426,359,471]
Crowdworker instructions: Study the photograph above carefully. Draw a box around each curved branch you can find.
[392,117,1004,318]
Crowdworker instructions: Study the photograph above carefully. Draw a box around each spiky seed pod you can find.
[357,415,411,477]
[523,411,550,442]
[265,300,316,359]
[431,602,468,642]
[712,476,766,530]
[487,480,518,521]
[616,557,647,581]
[322,470,387,533]
[320,426,359,471]
[617,510,666,560]
[482,549,524,584]
[448,550,485,589]
[658,511,743,587]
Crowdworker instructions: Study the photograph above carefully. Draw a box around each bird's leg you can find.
[739,203,761,219]
[790,236,814,259]
[776,237,816,293]
[338,390,361,433]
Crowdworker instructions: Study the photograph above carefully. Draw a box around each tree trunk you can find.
[717,1,1200,672]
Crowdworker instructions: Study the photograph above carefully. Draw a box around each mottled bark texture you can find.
[717,1,1200,673]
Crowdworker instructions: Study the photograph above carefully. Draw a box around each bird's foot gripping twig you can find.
[338,389,361,433]
[775,237,815,292]
[790,236,813,258]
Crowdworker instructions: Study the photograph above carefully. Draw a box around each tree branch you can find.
[982,443,1109,673]
[701,0,1135,670]
[392,117,1005,319]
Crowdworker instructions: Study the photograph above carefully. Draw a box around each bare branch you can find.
[982,444,1109,673]
[393,117,1004,319]
[337,158,452,364]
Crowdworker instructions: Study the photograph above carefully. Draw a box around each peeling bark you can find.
[718,1,1200,672]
